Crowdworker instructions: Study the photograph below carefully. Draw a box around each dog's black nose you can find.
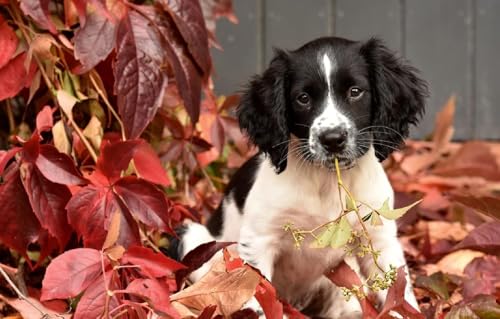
[319,127,348,153]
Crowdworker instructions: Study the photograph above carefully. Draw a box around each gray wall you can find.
[211,0,500,140]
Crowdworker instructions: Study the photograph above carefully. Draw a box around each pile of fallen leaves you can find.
[385,96,500,318]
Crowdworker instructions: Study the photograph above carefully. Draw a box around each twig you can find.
[89,72,126,141]
[6,100,16,134]
[0,266,52,318]
[334,159,385,273]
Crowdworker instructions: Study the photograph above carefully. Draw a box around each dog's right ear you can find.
[238,49,290,174]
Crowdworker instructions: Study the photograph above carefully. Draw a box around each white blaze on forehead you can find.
[322,53,333,89]
[314,53,350,129]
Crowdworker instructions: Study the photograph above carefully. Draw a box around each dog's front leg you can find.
[238,225,278,317]
[358,218,419,311]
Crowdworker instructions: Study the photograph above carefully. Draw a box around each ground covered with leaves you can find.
[0,0,498,318]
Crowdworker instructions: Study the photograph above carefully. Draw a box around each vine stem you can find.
[334,158,385,273]
[0,267,52,318]
[8,2,98,163]
[89,72,126,141]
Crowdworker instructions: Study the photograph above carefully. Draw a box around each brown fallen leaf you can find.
[170,261,260,317]
[432,95,455,150]
[421,249,484,276]
[415,221,474,242]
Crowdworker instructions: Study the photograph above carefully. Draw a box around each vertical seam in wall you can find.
[467,0,477,138]
[256,0,266,73]
[327,0,336,36]
[400,0,406,56]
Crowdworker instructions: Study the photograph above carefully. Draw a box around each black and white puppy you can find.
[179,37,427,318]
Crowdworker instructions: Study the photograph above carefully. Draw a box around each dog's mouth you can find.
[290,139,356,170]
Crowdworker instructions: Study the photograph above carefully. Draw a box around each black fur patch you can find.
[162,225,187,261]
[206,155,261,237]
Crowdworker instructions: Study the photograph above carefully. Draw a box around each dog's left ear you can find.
[360,38,428,160]
[238,49,290,173]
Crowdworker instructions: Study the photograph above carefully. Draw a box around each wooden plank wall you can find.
[211,0,500,139]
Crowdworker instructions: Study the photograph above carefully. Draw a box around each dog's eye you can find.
[296,93,311,106]
[348,87,364,100]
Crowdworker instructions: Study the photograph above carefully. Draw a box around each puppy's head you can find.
[238,37,428,173]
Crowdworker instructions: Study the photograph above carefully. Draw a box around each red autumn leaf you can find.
[113,177,173,233]
[200,0,238,47]
[0,167,43,260]
[176,241,235,286]
[326,261,379,319]
[449,192,500,221]
[376,267,424,319]
[73,9,116,74]
[114,8,168,139]
[255,279,283,319]
[160,0,211,76]
[142,5,202,123]
[197,305,218,319]
[20,162,72,249]
[126,278,180,318]
[0,53,34,101]
[0,20,18,69]
[66,185,113,248]
[35,105,53,133]
[36,145,87,185]
[0,147,21,175]
[73,271,119,319]
[453,221,500,255]
[231,308,259,319]
[96,139,141,183]
[122,245,186,278]
[19,0,57,34]
[41,248,107,300]
[132,142,170,186]
[432,142,500,181]
[462,256,499,301]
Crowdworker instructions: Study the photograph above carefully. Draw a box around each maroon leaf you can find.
[160,0,211,75]
[446,295,500,319]
[326,261,379,319]
[113,177,173,233]
[73,271,119,319]
[126,278,180,318]
[41,248,106,300]
[0,53,33,101]
[200,0,237,47]
[74,9,116,74]
[122,245,186,278]
[231,308,259,319]
[20,162,72,249]
[453,221,500,254]
[0,147,21,175]
[449,193,500,221]
[96,139,141,183]
[22,132,40,163]
[36,145,87,185]
[132,142,170,186]
[462,256,499,301]
[376,267,424,319]
[67,185,141,249]
[20,0,57,34]
[211,116,225,153]
[35,105,53,132]
[198,305,218,319]
[0,20,18,69]
[114,8,168,139]
[0,167,43,260]
[176,241,234,286]
[140,5,202,123]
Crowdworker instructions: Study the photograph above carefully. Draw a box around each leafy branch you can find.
[284,158,421,299]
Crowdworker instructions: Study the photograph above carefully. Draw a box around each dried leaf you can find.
[57,89,79,121]
[83,116,103,151]
[171,264,260,316]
